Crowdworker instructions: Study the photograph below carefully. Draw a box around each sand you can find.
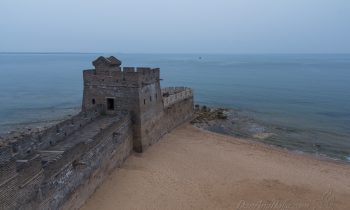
[80,124,350,210]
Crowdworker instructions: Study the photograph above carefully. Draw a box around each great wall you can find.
[0,56,194,210]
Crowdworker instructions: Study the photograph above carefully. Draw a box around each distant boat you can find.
[198,56,202,60]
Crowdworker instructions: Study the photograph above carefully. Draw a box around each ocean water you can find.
[0,53,350,160]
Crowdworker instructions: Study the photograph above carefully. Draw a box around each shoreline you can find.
[81,123,350,210]
[191,106,350,162]
[194,125,350,167]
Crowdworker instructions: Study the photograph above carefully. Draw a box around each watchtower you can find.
[82,56,164,152]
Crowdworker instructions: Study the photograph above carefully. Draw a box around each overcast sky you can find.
[1,0,349,53]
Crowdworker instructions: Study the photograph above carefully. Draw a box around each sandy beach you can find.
[80,124,350,210]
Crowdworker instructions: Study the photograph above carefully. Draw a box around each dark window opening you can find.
[107,98,115,110]
[150,96,152,102]
[92,99,96,105]
[144,99,146,105]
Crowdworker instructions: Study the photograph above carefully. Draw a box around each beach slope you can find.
[80,124,350,210]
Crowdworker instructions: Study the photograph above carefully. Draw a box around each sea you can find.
[0,53,349,161]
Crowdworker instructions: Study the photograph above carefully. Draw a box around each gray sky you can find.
[1,0,349,53]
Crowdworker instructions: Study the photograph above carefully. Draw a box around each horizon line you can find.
[1,52,350,55]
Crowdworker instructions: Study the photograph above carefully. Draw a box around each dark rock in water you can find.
[191,106,229,124]
[216,111,227,119]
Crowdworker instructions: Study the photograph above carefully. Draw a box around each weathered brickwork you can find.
[82,56,193,152]
[0,56,194,210]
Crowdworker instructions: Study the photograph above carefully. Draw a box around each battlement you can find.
[0,107,102,161]
[162,87,194,107]
[84,66,160,87]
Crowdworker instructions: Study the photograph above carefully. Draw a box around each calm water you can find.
[0,53,350,160]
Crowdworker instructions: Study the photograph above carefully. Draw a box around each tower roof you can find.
[92,56,122,67]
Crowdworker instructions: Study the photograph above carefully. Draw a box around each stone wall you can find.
[61,116,133,210]
[136,81,164,152]
[40,113,133,210]
[0,157,16,184]
[0,146,12,164]
[162,87,193,107]
[0,159,18,210]
[82,65,164,153]
[7,107,102,160]
[0,57,194,210]
[0,169,18,210]
[0,111,133,210]
[140,92,194,149]
[82,67,160,112]
[0,95,193,210]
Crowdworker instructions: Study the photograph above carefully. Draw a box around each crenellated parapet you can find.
[0,107,103,161]
[83,67,160,88]
[162,87,193,108]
